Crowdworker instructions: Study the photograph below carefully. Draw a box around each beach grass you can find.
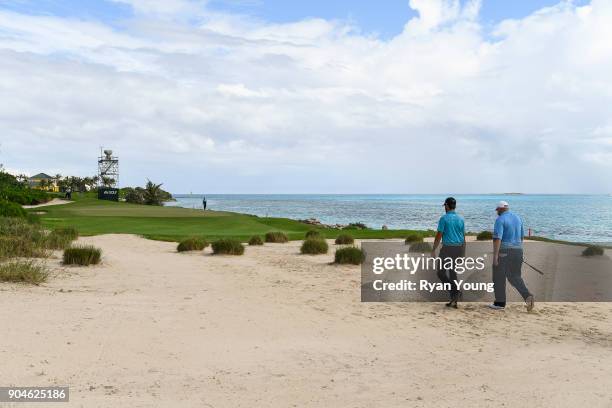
[300,238,328,254]
[334,247,364,265]
[305,230,322,239]
[582,245,604,257]
[404,233,423,244]
[63,245,102,266]
[476,231,493,241]
[31,196,434,243]
[0,260,48,284]
[334,234,354,245]
[46,226,79,250]
[265,231,289,243]
[409,242,433,253]
[248,236,264,246]
[177,237,209,252]
[0,218,48,259]
[0,236,46,259]
[52,226,79,240]
[211,239,245,255]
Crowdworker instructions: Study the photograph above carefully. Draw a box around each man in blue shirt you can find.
[431,197,465,308]
[489,201,534,311]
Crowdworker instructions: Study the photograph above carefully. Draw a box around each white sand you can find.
[1,235,610,407]
[22,198,73,208]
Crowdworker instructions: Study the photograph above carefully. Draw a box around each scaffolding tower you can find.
[97,148,119,187]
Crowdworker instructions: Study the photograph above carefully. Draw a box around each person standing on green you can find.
[431,197,465,308]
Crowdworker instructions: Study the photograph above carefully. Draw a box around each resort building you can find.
[28,173,59,192]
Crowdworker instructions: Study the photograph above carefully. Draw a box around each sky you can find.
[0,0,610,193]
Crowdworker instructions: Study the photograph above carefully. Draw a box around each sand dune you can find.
[1,235,610,407]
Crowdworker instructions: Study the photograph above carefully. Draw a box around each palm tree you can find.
[57,176,68,192]
[16,174,29,187]
[66,176,75,191]
[101,176,115,187]
[53,174,61,191]
[142,179,164,206]
[83,176,94,191]
[68,176,81,192]
[78,177,88,193]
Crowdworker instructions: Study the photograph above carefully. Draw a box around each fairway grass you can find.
[32,196,431,242]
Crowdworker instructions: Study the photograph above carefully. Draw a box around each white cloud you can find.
[404,0,481,33]
[0,0,611,193]
[110,0,207,17]
[216,83,266,98]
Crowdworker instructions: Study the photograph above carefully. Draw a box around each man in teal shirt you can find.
[431,197,465,308]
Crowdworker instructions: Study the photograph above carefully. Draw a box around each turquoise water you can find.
[167,194,612,244]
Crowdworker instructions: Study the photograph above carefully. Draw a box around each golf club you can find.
[523,260,545,276]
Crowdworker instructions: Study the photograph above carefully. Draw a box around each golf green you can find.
[33,196,429,242]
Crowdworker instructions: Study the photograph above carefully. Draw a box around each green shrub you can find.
[0,260,48,285]
[265,231,288,243]
[0,200,27,218]
[45,227,79,250]
[177,237,208,252]
[248,235,264,246]
[408,242,433,253]
[343,222,367,230]
[335,234,354,245]
[404,233,423,244]
[334,247,365,265]
[305,230,322,239]
[212,239,245,255]
[582,245,604,257]
[0,187,51,205]
[300,238,328,254]
[0,171,21,188]
[124,188,145,205]
[477,231,493,241]
[63,245,102,266]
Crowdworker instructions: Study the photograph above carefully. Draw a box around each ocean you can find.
[166,194,612,244]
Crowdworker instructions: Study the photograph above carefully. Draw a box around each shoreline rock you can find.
[297,218,368,230]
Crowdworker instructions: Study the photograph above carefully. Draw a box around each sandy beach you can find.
[3,0,612,406]
[1,235,611,408]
